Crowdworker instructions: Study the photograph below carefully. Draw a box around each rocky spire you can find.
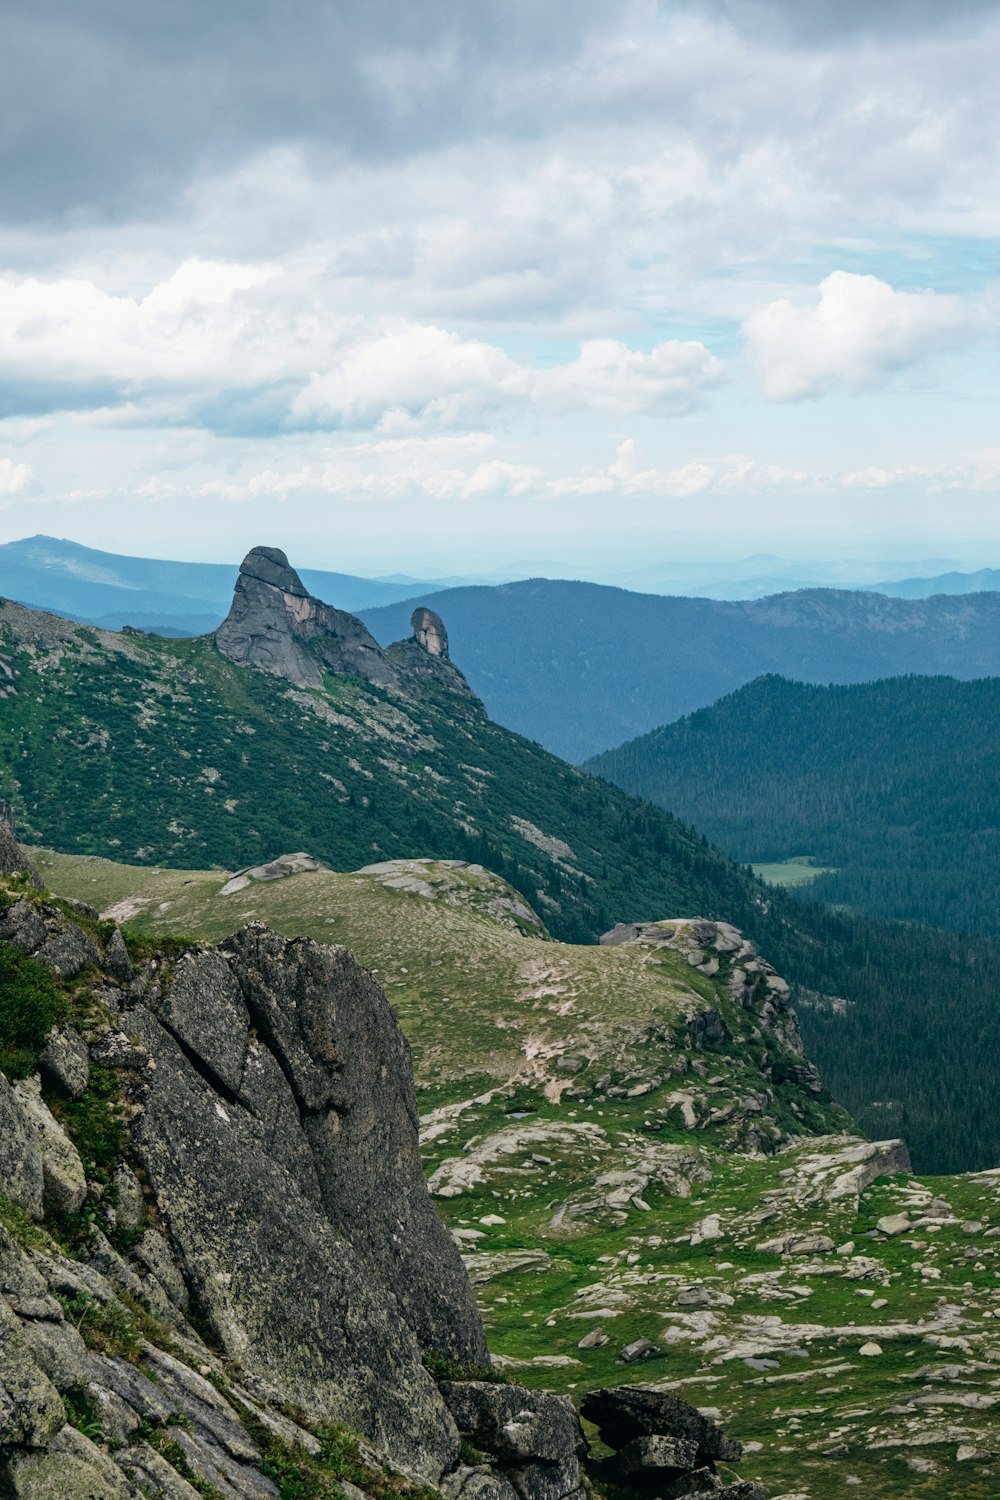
[411,606,449,659]
[384,602,478,700]
[214,547,401,690]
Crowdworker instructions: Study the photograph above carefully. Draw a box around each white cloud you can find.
[0,456,31,494]
[0,259,280,394]
[291,324,524,428]
[744,270,976,400]
[537,340,722,416]
[0,264,722,431]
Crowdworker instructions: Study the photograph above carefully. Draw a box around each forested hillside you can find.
[584,673,1000,938]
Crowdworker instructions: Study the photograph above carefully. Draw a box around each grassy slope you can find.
[31,850,1000,1500]
[32,851,836,1126]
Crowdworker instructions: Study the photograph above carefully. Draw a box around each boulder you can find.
[115,920,499,1481]
[441,1466,520,1500]
[39,1023,89,1100]
[111,1163,146,1232]
[0,1298,65,1448]
[0,1073,45,1219]
[220,924,487,1367]
[609,1434,700,1481]
[103,926,134,984]
[1,1421,135,1499]
[127,999,458,1480]
[0,899,47,955]
[580,1385,743,1465]
[438,1381,585,1500]
[34,922,99,980]
[619,1336,659,1363]
[11,1076,87,1218]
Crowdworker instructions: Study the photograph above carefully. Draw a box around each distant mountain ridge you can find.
[0,534,451,633]
[362,581,1000,760]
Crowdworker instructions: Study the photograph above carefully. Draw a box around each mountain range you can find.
[12,537,1000,762]
[362,581,1000,761]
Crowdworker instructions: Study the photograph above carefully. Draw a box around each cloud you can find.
[186,433,544,506]
[545,439,806,500]
[0,457,32,495]
[0,0,617,222]
[290,325,524,428]
[294,326,721,427]
[698,0,999,44]
[0,259,279,400]
[744,271,976,400]
[538,340,723,417]
[0,263,722,430]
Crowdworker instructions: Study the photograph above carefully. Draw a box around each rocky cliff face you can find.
[215,548,474,699]
[0,833,764,1498]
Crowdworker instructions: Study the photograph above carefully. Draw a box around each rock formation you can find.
[215,547,475,698]
[0,804,37,884]
[0,846,765,1498]
[215,546,401,690]
[601,918,821,1098]
[385,606,477,697]
[413,607,449,659]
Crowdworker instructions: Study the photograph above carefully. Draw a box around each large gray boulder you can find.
[2,1422,137,1499]
[0,1298,65,1448]
[221,924,487,1366]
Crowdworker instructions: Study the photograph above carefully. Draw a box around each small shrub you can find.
[52,1065,127,1180]
[0,944,68,1077]
[137,1422,224,1499]
[62,1388,106,1444]
[249,1417,437,1500]
[0,1191,54,1251]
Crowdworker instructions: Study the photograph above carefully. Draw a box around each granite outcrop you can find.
[215,547,475,699]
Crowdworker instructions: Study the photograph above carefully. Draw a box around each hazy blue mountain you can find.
[873,567,1000,598]
[584,672,1000,939]
[362,581,1000,761]
[0,534,449,631]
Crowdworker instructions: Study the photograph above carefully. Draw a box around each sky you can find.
[1,0,999,580]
